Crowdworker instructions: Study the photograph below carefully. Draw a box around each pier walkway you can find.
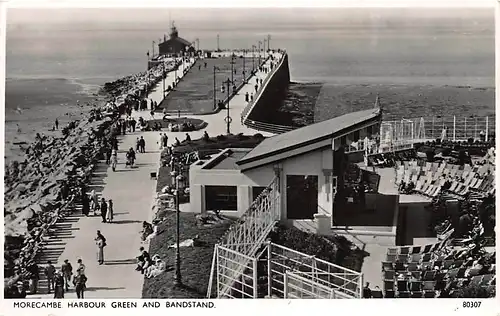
[30,52,280,298]
[157,56,250,114]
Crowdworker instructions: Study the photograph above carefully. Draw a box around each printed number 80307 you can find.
[463,301,481,308]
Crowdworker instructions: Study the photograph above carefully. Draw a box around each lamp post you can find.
[223,78,232,134]
[252,45,255,72]
[258,41,261,66]
[242,49,246,83]
[170,162,185,287]
[213,66,220,110]
[162,60,166,98]
[230,54,235,85]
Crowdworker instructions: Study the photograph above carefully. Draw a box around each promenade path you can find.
[29,52,280,298]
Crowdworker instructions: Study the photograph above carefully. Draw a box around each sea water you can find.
[5,7,495,161]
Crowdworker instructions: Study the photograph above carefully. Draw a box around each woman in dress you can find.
[94,230,106,265]
[53,270,65,299]
[111,148,118,172]
[106,199,114,223]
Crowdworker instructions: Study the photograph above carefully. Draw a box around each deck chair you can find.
[411,246,421,254]
[411,271,422,279]
[398,254,410,263]
[448,181,458,192]
[457,267,467,278]
[415,178,425,191]
[411,291,423,298]
[399,247,410,255]
[421,262,431,270]
[384,290,395,298]
[397,291,410,298]
[397,280,409,292]
[470,275,483,287]
[442,260,454,270]
[382,262,394,271]
[422,280,436,291]
[423,271,437,281]
[394,261,406,271]
[410,281,422,292]
[411,253,422,263]
[468,178,478,189]
[468,267,482,277]
[446,268,459,280]
[430,243,441,252]
[407,262,419,272]
[422,244,433,253]
[387,247,399,255]
[384,280,395,291]
[371,289,383,298]
[424,185,435,196]
[383,270,395,280]
[480,274,494,286]
[423,290,436,298]
[431,187,441,197]
[386,254,397,262]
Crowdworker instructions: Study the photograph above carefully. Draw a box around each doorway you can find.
[286,175,318,220]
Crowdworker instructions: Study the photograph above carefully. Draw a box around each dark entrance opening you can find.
[286,175,318,219]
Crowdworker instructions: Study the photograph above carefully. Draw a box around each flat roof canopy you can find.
[237,108,381,169]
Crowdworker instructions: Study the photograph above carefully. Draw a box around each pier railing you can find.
[380,115,495,152]
[244,119,295,134]
[241,52,287,124]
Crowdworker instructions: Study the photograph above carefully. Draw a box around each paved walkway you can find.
[29,51,283,299]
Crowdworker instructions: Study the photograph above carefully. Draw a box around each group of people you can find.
[135,136,147,153]
[84,190,114,223]
[28,258,88,299]
[134,246,166,278]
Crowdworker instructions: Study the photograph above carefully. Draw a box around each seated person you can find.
[141,221,154,241]
[136,247,152,273]
[144,255,167,278]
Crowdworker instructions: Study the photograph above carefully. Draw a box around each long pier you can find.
[28,49,285,298]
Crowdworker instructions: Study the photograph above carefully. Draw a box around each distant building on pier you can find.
[158,22,195,56]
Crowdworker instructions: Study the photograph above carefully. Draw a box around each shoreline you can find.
[3,58,179,287]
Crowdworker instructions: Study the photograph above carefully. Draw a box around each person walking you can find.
[139,136,146,153]
[81,194,90,217]
[111,148,117,172]
[105,147,112,165]
[100,198,107,223]
[53,270,65,299]
[111,149,118,172]
[106,199,114,223]
[55,118,59,130]
[76,259,85,276]
[136,137,141,153]
[61,259,73,291]
[131,118,136,132]
[44,261,55,294]
[159,133,164,150]
[74,273,87,299]
[164,133,169,147]
[26,261,39,295]
[95,230,106,265]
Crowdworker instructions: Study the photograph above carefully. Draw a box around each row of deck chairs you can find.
[396,160,495,198]
[368,149,417,167]
[381,240,495,298]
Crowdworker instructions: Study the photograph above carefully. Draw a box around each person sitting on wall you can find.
[185,133,191,142]
[203,131,209,141]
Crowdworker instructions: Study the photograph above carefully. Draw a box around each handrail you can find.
[240,54,275,120]
[245,119,295,134]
